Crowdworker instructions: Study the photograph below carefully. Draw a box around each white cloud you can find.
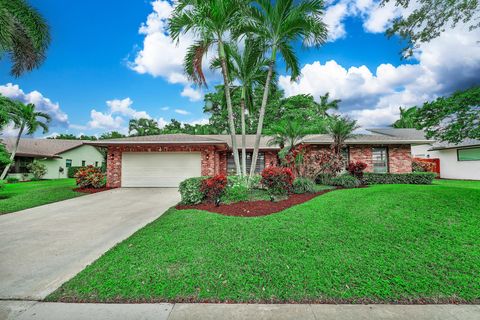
[106,97,150,119]
[181,86,203,102]
[324,2,349,41]
[279,23,480,128]
[174,108,190,115]
[188,118,209,126]
[161,106,169,111]
[0,83,69,127]
[87,110,124,130]
[157,117,169,128]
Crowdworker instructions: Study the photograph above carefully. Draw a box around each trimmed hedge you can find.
[329,174,361,188]
[68,166,85,178]
[362,172,436,185]
[179,177,207,205]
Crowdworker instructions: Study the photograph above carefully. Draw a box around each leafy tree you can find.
[326,115,359,155]
[0,95,17,129]
[268,119,307,151]
[0,143,10,168]
[128,118,160,136]
[382,0,480,57]
[392,106,418,128]
[99,131,126,140]
[27,160,46,180]
[0,101,50,179]
[169,0,245,175]
[316,92,340,116]
[415,86,480,143]
[0,0,51,76]
[244,0,328,177]
[47,133,78,140]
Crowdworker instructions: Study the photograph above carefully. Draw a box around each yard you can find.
[0,179,83,214]
[48,180,480,304]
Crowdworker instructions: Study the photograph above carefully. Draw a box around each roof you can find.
[1,138,87,158]
[302,133,431,145]
[366,128,432,141]
[87,134,228,146]
[429,139,480,151]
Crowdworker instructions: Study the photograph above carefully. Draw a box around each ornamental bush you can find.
[260,166,294,195]
[362,172,436,185]
[68,166,85,178]
[329,173,361,188]
[74,165,106,189]
[292,177,316,194]
[201,174,228,203]
[179,177,206,205]
[347,161,367,179]
[222,176,250,203]
[27,161,47,180]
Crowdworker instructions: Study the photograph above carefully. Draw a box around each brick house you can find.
[88,130,431,188]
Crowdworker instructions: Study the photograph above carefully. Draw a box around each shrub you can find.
[74,165,106,189]
[315,173,334,185]
[329,173,361,188]
[299,148,344,179]
[293,177,316,194]
[27,161,47,180]
[0,180,5,191]
[260,167,294,195]
[6,177,19,183]
[362,172,436,185]
[179,177,206,205]
[347,161,367,179]
[201,174,228,203]
[222,176,250,203]
[68,166,85,178]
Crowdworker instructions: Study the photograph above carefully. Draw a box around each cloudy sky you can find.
[0,0,479,137]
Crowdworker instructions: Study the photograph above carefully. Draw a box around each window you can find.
[95,161,99,167]
[372,147,388,173]
[457,147,480,161]
[9,157,33,173]
[81,160,86,166]
[66,159,72,168]
[227,152,265,174]
[341,147,349,167]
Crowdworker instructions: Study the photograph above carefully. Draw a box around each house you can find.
[2,138,105,180]
[87,132,431,188]
[369,128,480,181]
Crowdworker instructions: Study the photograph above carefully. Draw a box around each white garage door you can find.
[122,152,201,187]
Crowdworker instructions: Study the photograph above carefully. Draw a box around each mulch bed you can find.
[74,187,113,194]
[176,188,338,217]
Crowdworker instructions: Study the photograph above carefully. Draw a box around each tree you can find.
[326,115,359,155]
[128,118,160,136]
[0,95,17,129]
[0,143,10,168]
[316,92,340,116]
[0,0,51,77]
[415,86,480,143]
[0,101,50,179]
[392,106,418,128]
[382,0,480,57]
[245,0,328,177]
[99,131,126,140]
[169,0,244,175]
[268,119,307,151]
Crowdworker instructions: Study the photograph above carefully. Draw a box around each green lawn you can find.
[48,180,480,303]
[0,179,83,214]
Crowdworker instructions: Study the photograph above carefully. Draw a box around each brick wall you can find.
[264,151,278,168]
[349,144,412,173]
[349,146,374,172]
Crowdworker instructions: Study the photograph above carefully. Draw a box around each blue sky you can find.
[0,0,479,137]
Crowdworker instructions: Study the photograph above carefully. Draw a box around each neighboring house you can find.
[2,138,105,180]
[88,132,431,188]
[369,128,480,181]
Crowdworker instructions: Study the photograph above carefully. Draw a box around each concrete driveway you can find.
[0,188,179,300]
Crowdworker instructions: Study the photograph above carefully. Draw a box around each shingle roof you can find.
[88,134,228,145]
[366,128,431,141]
[302,133,431,144]
[1,138,85,158]
[429,139,480,151]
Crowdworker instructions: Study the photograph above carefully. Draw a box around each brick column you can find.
[106,146,122,188]
[389,145,412,173]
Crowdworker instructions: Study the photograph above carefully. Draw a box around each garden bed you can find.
[73,187,113,194]
[176,188,338,217]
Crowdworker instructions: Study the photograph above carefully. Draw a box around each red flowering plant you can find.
[260,166,295,196]
[298,148,344,180]
[347,161,368,179]
[74,165,105,189]
[279,144,307,176]
[200,174,228,203]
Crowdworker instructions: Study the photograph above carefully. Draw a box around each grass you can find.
[48,180,480,304]
[0,179,83,214]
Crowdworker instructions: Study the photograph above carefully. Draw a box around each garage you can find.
[121,152,201,187]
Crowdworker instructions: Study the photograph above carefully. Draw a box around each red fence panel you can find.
[413,158,440,178]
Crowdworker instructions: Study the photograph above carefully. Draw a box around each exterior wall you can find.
[349,146,374,172]
[264,151,278,168]
[106,144,217,188]
[435,148,480,180]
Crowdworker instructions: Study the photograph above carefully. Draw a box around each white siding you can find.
[436,149,480,180]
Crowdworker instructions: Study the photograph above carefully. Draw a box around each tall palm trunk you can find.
[249,53,275,178]
[0,122,24,180]
[240,88,247,176]
[218,40,241,175]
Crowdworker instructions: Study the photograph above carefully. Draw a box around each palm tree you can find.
[169,0,244,175]
[315,92,340,116]
[392,106,418,128]
[212,38,268,175]
[0,0,50,77]
[326,115,359,155]
[128,118,160,136]
[245,0,328,177]
[0,100,51,179]
[268,118,307,151]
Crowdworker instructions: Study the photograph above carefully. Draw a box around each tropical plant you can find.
[99,131,126,140]
[0,0,51,77]
[0,143,10,168]
[392,106,418,128]
[260,166,294,196]
[347,161,368,179]
[200,174,228,203]
[169,0,244,175]
[326,115,359,155]
[128,118,160,136]
[0,96,17,129]
[74,165,105,189]
[268,119,308,150]
[0,101,50,180]
[26,160,46,180]
[315,92,340,116]
[245,0,328,178]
